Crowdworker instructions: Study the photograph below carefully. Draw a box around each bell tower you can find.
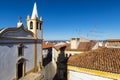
[27,2,43,39]
[26,2,43,72]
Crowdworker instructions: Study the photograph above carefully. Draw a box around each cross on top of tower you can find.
[17,16,23,27]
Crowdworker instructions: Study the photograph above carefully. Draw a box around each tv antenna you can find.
[87,25,102,40]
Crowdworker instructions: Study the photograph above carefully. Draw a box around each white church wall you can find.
[0,39,35,43]
[23,43,34,72]
[0,2,43,80]
[0,43,18,80]
[37,43,42,66]
[37,29,43,39]
[68,70,112,80]
[0,42,36,80]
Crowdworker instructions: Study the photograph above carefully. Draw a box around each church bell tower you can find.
[26,2,43,72]
[27,2,43,39]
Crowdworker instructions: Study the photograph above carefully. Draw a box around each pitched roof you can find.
[0,24,33,38]
[66,41,97,51]
[106,39,120,42]
[53,42,69,51]
[42,42,53,49]
[68,48,120,73]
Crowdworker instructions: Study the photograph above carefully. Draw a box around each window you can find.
[18,43,23,57]
[30,21,33,29]
[36,22,39,29]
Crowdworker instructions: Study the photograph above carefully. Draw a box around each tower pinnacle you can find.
[31,2,38,19]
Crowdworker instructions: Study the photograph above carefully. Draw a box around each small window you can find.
[30,21,33,29]
[18,43,23,57]
[36,22,39,29]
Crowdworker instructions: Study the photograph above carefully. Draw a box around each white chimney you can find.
[70,38,80,49]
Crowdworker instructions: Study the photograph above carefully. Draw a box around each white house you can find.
[105,39,120,48]
[42,42,57,80]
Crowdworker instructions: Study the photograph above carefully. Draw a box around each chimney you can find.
[70,38,80,49]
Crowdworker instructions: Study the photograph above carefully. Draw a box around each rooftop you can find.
[42,41,53,49]
[53,42,69,51]
[106,39,120,42]
[66,41,97,51]
[68,48,120,73]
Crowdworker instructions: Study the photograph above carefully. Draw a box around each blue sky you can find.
[0,0,120,40]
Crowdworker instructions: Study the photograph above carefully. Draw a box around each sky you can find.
[0,0,120,40]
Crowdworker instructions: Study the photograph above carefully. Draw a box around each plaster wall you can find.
[44,61,57,80]
[69,70,112,80]
[0,43,35,80]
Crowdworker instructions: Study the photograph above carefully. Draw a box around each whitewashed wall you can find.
[44,61,57,80]
[0,43,35,80]
[37,43,42,66]
[53,48,59,62]
[37,29,43,39]
[68,70,112,80]
[65,51,83,56]
[0,26,43,80]
[0,44,18,80]
[71,40,78,49]
[24,43,34,72]
[92,42,99,50]
[105,42,120,48]
[43,48,57,80]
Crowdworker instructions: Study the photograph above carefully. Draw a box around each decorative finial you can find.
[27,15,30,20]
[40,16,42,21]
[17,16,23,27]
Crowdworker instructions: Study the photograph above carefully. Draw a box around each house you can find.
[53,42,69,60]
[105,39,120,48]
[53,37,99,59]
[65,37,99,56]
[68,48,120,80]
[0,2,43,80]
[42,41,57,80]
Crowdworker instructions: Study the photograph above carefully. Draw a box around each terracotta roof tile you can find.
[68,48,120,73]
[107,39,120,42]
[53,43,69,50]
[66,41,97,51]
[42,42,53,48]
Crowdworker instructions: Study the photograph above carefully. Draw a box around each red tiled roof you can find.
[54,43,69,51]
[42,42,53,48]
[68,48,120,73]
[66,41,97,51]
[107,39,120,42]
[53,41,97,51]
